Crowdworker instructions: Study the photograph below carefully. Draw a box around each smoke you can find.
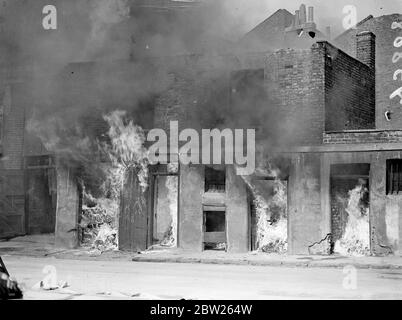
[3,0,360,159]
[84,0,131,60]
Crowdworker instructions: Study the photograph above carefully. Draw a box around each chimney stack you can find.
[295,10,300,26]
[308,6,314,22]
[356,31,376,71]
[299,4,307,24]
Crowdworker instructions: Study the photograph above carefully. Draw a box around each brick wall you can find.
[153,54,239,133]
[1,83,26,170]
[323,130,402,144]
[335,14,402,129]
[323,41,375,131]
[265,41,375,146]
[265,44,326,146]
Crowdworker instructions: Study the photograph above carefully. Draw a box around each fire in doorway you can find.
[331,164,370,256]
[243,168,288,254]
[152,168,178,248]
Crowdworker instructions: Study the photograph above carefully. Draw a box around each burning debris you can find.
[80,191,118,252]
[78,110,151,252]
[334,180,371,257]
[254,180,288,254]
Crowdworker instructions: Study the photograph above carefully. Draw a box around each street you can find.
[2,256,402,300]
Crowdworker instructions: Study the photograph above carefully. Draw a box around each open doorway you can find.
[25,156,57,235]
[330,163,370,256]
[203,209,227,251]
[150,165,178,248]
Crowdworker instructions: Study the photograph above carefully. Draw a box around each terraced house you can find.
[0,1,401,257]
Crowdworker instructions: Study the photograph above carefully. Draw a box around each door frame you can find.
[147,163,180,249]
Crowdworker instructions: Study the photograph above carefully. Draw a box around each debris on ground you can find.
[96,291,162,300]
[80,191,118,253]
[93,224,117,252]
[32,279,69,291]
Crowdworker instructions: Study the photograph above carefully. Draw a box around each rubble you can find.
[32,279,69,291]
[93,224,118,252]
[80,192,118,253]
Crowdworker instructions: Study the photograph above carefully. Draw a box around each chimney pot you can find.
[308,6,314,22]
[299,4,307,24]
[295,10,300,26]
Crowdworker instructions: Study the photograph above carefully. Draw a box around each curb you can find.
[131,256,402,270]
[4,250,402,270]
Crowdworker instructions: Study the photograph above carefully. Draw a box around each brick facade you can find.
[265,40,374,146]
[324,41,375,131]
[1,84,26,170]
[265,44,326,146]
[323,130,402,144]
[335,14,402,129]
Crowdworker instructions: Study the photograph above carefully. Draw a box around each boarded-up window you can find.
[386,159,402,195]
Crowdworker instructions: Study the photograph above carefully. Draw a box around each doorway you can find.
[330,163,370,256]
[151,174,178,247]
[249,177,288,253]
[203,209,227,251]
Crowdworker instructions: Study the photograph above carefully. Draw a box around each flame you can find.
[241,166,288,254]
[102,110,149,192]
[255,180,287,253]
[334,183,370,257]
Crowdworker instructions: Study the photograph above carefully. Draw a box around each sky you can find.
[215,0,402,39]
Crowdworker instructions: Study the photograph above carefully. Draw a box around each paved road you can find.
[2,255,402,300]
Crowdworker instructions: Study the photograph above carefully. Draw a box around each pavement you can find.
[2,234,402,270]
[2,255,402,300]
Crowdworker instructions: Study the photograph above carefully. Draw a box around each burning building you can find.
[0,1,401,258]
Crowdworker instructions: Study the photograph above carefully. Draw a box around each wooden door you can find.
[0,170,25,238]
[119,168,149,251]
[26,169,55,234]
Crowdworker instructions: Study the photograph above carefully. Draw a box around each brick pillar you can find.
[55,163,80,249]
[178,164,203,251]
[357,31,376,71]
[226,166,249,253]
